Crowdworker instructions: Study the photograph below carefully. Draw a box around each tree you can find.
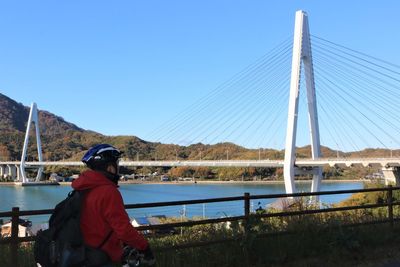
[169,167,194,178]
[0,145,10,160]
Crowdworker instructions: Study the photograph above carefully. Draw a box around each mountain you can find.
[0,93,153,161]
[0,93,396,164]
[0,93,255,163]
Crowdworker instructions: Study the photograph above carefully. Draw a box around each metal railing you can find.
[1,185,399,266]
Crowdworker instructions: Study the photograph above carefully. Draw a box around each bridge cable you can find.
[148,37,293,144]
[172,42,292,145]
[160,40,293,146]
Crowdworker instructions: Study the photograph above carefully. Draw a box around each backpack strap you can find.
[97,230,113,249]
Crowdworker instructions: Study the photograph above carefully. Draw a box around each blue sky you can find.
[1,1,399,149]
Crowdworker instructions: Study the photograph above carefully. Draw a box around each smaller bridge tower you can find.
[20,103,44,183]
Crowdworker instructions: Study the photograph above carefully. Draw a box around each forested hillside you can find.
[0,93,397,179]
[0,93,288,162]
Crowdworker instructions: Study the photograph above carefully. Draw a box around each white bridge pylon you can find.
[20,103,44,183]
[284,10,322,194]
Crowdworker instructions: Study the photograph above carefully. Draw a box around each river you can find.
[0,181,364,223]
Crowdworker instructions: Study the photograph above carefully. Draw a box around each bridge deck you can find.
[1,158,400,168]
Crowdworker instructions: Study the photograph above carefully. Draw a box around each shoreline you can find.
[0,179,366,186]
[117,179,365,185]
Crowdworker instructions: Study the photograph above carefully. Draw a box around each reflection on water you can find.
[0,181,364,223]
[0,186,70,211]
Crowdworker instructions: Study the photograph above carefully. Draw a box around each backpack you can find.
[34,190,111,267]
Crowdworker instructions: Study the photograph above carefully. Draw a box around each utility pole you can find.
[390,141,393,158]
[335,143,340,158]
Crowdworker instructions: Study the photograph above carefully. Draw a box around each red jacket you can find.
[72,170,148,262]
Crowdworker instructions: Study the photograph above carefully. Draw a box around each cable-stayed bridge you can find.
[2,158,400,168]
[1,157,400,188]
[1,10,400,192]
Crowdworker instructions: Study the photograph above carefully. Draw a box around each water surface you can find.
[0,181,364,222]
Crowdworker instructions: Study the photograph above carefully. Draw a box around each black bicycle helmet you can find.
[82,144,122,170]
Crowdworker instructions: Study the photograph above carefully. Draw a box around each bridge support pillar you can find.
[7,165,17,180]
[0,165,4,178]
[5,164,12,178]
[15,165,21,182]
[382,167,400,186]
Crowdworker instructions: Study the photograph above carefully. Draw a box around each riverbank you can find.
[64,179,365,186]
[0,179,368,186]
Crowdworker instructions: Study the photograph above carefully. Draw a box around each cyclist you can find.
[72,144,155,266]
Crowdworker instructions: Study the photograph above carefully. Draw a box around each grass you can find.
[148,214,400,267]
[3,223,400,267]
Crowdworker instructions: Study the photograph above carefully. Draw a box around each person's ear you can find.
[106,164,116,174]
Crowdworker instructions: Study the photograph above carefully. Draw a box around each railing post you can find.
[243,193,251,265]
[11,207,19,267]
[244,192,250,218]
[388,185,394,228]
[244,193,250,233]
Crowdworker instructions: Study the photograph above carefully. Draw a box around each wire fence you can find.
[1,186,400,266]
